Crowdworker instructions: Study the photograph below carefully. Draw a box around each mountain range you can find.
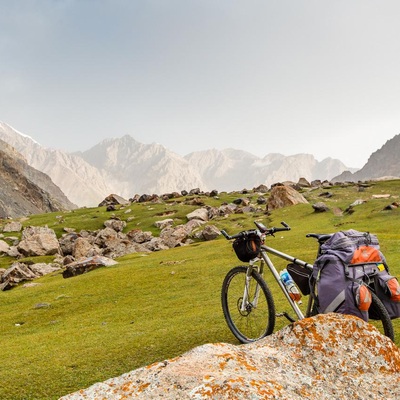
[1,121,399,211]
[0,122,359,208]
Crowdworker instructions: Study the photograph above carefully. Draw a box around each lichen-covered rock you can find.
[59,314,400,399]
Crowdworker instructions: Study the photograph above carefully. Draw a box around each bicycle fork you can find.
[240,266,261,313]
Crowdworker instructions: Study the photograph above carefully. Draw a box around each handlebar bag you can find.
[232,234,261,262]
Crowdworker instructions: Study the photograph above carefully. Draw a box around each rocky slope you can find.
[0,140,76,218]
[60,313,400,399]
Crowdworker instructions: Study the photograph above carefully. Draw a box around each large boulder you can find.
[266,185,308,212]
[17,226,61,256]
[60,313,400,399]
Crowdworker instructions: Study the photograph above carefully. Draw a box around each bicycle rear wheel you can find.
[368,291,395,341]
[221,266,275,343]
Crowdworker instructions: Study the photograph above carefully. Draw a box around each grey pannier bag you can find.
[312,229,400,321]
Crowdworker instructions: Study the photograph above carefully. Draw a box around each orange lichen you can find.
[136,382,150,392]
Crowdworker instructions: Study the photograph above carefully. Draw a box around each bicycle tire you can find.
[368,291,395,341]
[221,266,276,343]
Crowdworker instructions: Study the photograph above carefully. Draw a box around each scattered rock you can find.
[209,189,218,197]
[0,239,10,254]
[350,199,366,207]
[383,202,399,211]
[2,221,22,232]
[62,256,118,278]
[318,191,333,198]
[312,202,330,212]
[104,218,127,232]
[186,208,209,222]
[0,262,40,290]
[256,196,267,205]
[297,177,311,187]
[253,184,269,193]
[154,219,174,230]
[200,225,221,241]
[127,229,153,243]
[189,188,201,195]
[160,226,191,248]
[98,194,130,207]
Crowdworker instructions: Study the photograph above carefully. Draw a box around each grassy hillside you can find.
[1,180,400,399]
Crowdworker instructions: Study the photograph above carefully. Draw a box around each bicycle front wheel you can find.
[221,266,275,343]
[368,291,395,341]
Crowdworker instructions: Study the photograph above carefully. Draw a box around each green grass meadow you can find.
[1,181,400,399]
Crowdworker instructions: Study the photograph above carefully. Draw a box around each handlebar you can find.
[221,221,291,240]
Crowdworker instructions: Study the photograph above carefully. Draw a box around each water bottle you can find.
[280,269,302,303]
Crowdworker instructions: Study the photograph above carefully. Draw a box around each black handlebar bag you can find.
[232,234,261,262]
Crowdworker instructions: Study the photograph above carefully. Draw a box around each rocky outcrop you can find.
[60,313,400,399]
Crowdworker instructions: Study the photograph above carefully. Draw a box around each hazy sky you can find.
[1,0,400,168]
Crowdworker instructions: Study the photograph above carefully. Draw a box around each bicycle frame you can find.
[256,244,314,321]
